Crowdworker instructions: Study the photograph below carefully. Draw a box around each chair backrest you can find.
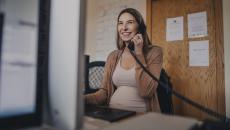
[85,61,105,94]
[157,69,174,114]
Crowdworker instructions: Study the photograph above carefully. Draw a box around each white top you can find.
[109,58,146,112]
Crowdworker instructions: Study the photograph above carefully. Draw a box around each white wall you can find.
[223,0,230,117]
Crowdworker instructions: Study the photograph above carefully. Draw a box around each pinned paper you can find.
[188,11,208,38]
[189,40,209,67]
[166,16,184,41]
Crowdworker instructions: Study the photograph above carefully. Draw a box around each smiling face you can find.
[117,12,139,42]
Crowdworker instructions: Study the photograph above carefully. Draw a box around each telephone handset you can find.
[127,32,140,51]
[127,40,134,51]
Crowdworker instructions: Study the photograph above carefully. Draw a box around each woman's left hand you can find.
[131,33,144,55]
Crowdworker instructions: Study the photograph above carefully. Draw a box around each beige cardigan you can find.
[85,46,163,112]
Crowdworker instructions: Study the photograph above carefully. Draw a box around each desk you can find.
[82,112,200,130]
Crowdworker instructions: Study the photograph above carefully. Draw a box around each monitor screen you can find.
[0,0,50,129]
[0,0,39,118]
[0,0,85,129]
[0,13,3,59]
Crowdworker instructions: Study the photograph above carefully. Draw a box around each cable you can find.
[128,47,230,123]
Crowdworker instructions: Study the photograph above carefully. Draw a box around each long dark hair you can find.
[116,8,152,53]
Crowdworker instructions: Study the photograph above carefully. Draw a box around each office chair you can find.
[85,61,105,94]
[157,69,174,114]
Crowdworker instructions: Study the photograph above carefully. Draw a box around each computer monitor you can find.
[48,0,85,130]
[0,0,50,129]
[0,13,3,55]
[0,0,86,129]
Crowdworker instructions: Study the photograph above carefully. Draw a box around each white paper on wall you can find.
[166,16,184,41]
[188,11,208,38]
[189,40,209,67]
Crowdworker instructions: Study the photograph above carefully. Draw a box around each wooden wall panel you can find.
[148,0,225,120]
[212,0,225,116]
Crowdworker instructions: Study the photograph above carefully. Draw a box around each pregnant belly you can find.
[109,86,146,112]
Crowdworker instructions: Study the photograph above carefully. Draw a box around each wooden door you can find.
[146,0,225,120]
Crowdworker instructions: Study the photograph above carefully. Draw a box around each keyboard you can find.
[85,105,136,122]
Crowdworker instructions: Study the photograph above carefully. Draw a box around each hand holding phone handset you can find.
[128,33,143,53]
[127,41,134,51]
